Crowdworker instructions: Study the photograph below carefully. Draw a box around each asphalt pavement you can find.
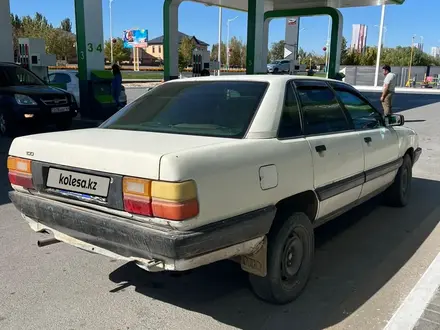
[0,91,439,330]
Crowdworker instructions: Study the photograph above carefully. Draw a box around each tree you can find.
[178,36,195,71]
[340,37,349,65]
[48,29,77,62]
[228,37,245,68]
[104,38,130,64]
[60,18,72,32]
[210,42,227,65]
[269,40,285,62]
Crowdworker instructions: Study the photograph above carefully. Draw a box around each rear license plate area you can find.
[46,168,110,199]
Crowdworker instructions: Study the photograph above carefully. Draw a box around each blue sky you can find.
[9,0,440,55]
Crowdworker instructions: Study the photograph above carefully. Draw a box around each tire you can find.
[273,68,279,74]
[384,154,412,207]
[0,110,17,137]
[55,117,73,130]
[249,212,314,304]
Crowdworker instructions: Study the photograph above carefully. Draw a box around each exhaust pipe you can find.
[37,237,60,247]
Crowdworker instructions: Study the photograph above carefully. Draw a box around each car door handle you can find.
[315,145,326,152]
[364,137,372,143]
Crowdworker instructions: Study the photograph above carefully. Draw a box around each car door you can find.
[293,80,365,220]
[330,82,399,199]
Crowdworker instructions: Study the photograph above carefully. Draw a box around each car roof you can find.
[167,74,340,84]
[0,62,21,67]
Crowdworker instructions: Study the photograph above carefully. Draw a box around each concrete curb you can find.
[123,79,162,83]
[355,86,440,94]
[384,252,440,330]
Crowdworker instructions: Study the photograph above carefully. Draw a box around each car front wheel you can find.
[384,154,412,207]
[249,212,314,304]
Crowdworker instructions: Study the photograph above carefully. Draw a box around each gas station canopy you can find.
[195,0,404,11]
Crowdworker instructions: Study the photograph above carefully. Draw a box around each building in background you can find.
[413,42,424,52]
[350,24,368,54]
[432,47,440,58]
[127,32,209,66]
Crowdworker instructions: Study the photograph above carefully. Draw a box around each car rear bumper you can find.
[9,191,275,269]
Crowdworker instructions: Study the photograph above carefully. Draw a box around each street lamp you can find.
[217,7,222,76]
[374,4,386,87]
[374,24,387,47]
[226,16,238,70]
[109,0,114,64]
[406,34,416,87]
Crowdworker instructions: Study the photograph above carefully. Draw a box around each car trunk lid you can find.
[9,128,230,180]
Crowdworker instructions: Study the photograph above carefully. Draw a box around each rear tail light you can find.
[7,156,33,189]
[123,177,152,216]
[122,177,199,221]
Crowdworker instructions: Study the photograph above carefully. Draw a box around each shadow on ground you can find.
[109,177,440,330]
[362,92,440,113]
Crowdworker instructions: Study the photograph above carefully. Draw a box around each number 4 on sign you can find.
[96,44,102,52]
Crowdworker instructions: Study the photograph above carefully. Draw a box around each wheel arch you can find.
[275,190,319,225]
[404,147,414,164]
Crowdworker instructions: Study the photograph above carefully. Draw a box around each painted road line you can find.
[384,251,440,330]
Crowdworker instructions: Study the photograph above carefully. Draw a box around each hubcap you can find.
[0,114,6,134]
[281,232,304,284]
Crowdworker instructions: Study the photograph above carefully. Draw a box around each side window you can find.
[296,85,351,135]
[334,89,383,130]
[57,73,72,84]
[48,74,57,83]
[278,83,302,139]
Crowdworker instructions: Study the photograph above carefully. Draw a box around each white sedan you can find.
[48,70,127,108]
[8,75,421,304]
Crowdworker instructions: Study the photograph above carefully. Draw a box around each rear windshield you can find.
[101,80,268,138]
[0,65,44,87]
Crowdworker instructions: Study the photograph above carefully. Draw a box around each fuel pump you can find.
[192,49,219,77]
[17,38,56,81]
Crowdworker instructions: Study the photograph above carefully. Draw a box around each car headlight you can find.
[14,94,37,106]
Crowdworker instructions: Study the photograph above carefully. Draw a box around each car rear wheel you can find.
[0,111,17,137]
[249,212,314,304]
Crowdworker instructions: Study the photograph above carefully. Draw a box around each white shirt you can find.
[383,72,397,92]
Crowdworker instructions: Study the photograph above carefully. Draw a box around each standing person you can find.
[380,65,397,116]
[111,64,123,109]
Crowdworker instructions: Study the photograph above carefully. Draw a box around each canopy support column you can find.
[0,0,13,62]
[246,0,266,74]
[261,18,271,73]
[74,0,105,116]
[163,0,181,81]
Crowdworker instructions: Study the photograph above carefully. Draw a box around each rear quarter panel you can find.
[159,138,314,230]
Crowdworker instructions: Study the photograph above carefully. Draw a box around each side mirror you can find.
[385,114,405,127]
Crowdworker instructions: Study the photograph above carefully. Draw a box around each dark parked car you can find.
[0,62,78,136]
